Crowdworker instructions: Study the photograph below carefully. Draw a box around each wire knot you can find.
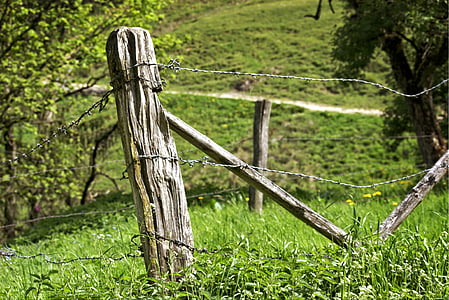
[164,59,181,71]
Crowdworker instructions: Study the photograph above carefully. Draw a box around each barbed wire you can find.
[0,137,251,181]
[0,188,245,230]
[158,59,449,98]
[0,159,125,181]
[1,230,332,266]
[332,164,427,178]
[0,160,433,230]
[186,187,242,199]
[0,132,428,182]
[133,233,217,254]
[137,154,444,189]
[0,90,112,165]
[0,249,142,264]
[0,205,134,230]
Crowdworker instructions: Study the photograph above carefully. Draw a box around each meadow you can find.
[1,94,448,299]
[1,0,448,298]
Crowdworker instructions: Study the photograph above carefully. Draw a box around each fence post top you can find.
[106,27,163,93]
[110,26,149,34]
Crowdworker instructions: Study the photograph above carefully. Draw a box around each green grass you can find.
[1,189,447,299]
[75,92,430,222]
[156,93,423,198]
[156,0,395,110]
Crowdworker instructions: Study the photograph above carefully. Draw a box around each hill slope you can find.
[155,0,394,109]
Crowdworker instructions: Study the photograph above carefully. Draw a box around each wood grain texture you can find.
[378,150,449,240]
[249,100,272,213]
[106,27,193,277]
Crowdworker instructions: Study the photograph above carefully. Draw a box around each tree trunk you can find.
[382,35,447,167]
[3,126,18,239]
[407,92,446,167]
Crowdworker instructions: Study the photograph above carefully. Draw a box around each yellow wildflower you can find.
[372,191,382,197]
[362,194,372,198]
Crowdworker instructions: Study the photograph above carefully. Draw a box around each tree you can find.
[0,0,178,240]
[325,0,448,167]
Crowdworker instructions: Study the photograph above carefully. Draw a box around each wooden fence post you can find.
[378,150,449,240]
[249,99,271,213]
[106,27,194,278]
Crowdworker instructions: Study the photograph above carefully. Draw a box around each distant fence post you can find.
[377,150,449,240]
[249,99,271,213]
[106,27,194,278]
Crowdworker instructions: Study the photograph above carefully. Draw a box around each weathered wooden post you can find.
[378,150,449,240]
[249,99,271,213]
[106,27,194,278]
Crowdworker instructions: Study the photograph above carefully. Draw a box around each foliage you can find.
[331,0,448,164]
[332,0,448,78]
[0,0,177,240]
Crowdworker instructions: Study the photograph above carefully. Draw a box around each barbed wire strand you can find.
[137,154,445,189]
[332,164,427,178]
[0,250,142,264]
[186,187,242,199]
[0,90,113,165]
[0,205,134,230]
[0,136,251,181]
[0,133,429,182]
[0,159,125,181]
[157,59,449,98]
[2,230,333,265]
[0,188,244,230]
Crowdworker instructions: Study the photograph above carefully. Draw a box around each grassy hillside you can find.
[155,0,395,109]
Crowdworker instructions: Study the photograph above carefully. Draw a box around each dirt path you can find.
[166,90,383,116]
[79,85,383,116]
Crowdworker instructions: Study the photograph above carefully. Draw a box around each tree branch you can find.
[80,123,118,205]
[0,2,52,59]
[394,31,419,52]
[305,0,335,20]
[381,35,414,92]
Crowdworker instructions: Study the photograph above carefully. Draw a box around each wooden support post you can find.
[378,150,449,240]
[106,27,194,277]
[165,111,351,247]
[249,99,271,213]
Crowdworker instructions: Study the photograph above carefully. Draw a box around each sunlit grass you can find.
[1,187,447,298]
